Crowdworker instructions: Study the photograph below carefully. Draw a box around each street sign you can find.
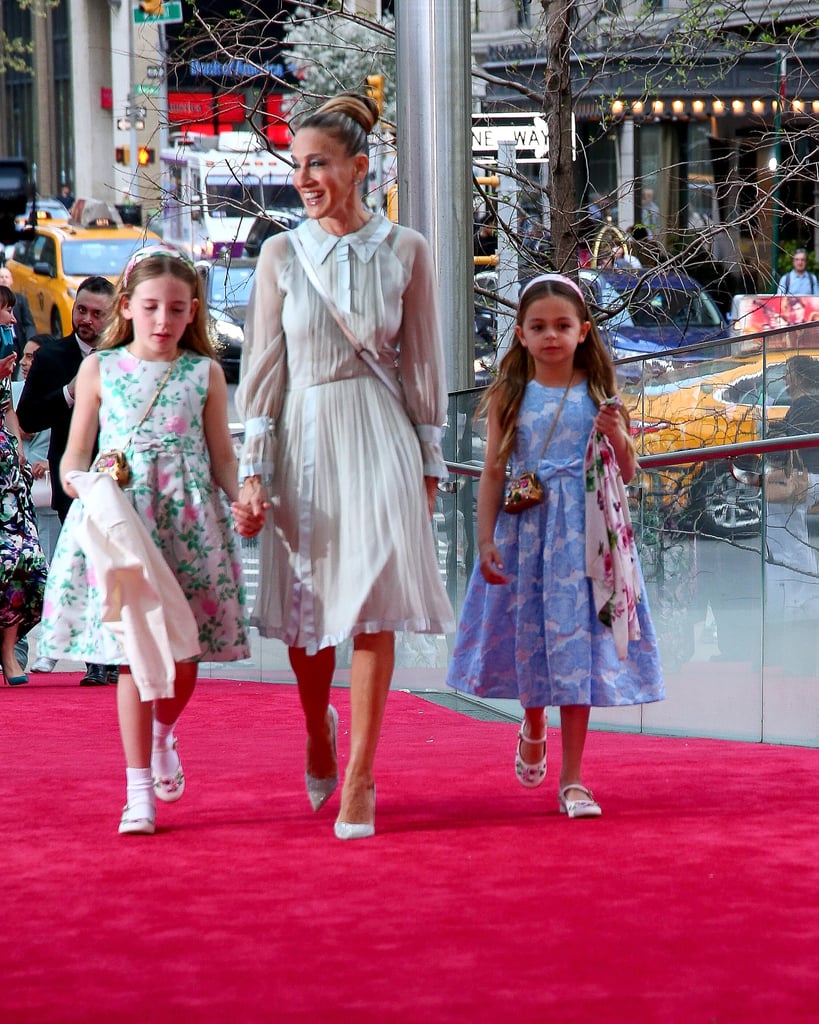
[146,65,163,79]
[133,1,183,26]
[136,84,160,97]
[472,113,552,163]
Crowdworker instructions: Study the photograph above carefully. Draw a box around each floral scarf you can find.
[584,427,642,659]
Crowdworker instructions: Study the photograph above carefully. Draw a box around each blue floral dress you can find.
[0,379,47,634]
[38,349,250,665]
[446,380,663,708]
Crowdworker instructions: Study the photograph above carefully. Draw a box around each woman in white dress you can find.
[233,93,454,839]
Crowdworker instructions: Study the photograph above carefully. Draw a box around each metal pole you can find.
[495,138,518,363]
[395,0,473,392]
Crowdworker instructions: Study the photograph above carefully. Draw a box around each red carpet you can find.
[1,675,818,1023]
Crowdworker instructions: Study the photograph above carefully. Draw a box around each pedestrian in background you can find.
[0,287,47,686]
[777,248,819,296]
[0,267,36,372]
[17,276,117,687]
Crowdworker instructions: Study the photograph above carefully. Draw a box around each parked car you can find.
[627,348,812,536]
[7,199,161,336]
[14,197,71,231]
[471,267,729,385]
[197,256,256,383]
[242,209,303,258]
[473,269,499,385]
[580,268,731,360]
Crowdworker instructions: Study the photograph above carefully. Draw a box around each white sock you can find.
[153,718,175,749]
[152,719,180,777]
[125,766,155,814]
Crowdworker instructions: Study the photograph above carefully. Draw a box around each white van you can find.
[159,132,301,259]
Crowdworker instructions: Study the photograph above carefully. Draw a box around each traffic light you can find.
[137,146,155,166]
[139,0,164,14]
[366,73,384,116]
[115,146,130,165]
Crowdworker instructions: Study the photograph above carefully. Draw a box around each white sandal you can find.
[515,717,547,788]
[558,783,602,819]
[152,735,185,803]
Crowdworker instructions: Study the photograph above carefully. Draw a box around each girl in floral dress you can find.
[38,248,249,834]
[446,275,663,818]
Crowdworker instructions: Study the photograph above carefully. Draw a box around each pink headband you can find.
[123,245,195,286]
[520,273,586,303]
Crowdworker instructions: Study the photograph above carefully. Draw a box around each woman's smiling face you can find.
[291,127,368,231]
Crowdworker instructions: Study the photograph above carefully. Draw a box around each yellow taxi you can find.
[623,335,819,536]
[8,199,160,337]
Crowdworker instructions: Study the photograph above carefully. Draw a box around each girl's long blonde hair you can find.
[479,276,629,467]
[98,249,215,357]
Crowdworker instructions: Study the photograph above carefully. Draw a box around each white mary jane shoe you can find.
[558,783,602,819]
[515,717,547,788]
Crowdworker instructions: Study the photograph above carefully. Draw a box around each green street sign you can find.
[133,1,183,25]
[136,84,160,96]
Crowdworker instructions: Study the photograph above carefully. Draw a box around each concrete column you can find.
[33,10,56,193]
[69,0,115,203]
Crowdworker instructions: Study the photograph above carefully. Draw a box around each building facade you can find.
[472,0,819,282]
[1,0,815,283]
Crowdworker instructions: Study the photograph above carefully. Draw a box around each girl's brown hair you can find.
[479,276,628,467]
[99,251,214,358]
[297,92,379,158]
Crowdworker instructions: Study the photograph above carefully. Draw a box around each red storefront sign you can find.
[168,92,216,134]
[265,94,292,147]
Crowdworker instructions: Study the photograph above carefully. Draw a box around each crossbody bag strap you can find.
[133,354,178,434]
[532,376,574,464]
[290,229,403,405]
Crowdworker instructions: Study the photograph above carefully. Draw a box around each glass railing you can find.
[440,323,819,746]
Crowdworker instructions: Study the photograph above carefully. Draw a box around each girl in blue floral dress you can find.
[38,248,249,835]
[0,288,47,686]
[446,275,663,818]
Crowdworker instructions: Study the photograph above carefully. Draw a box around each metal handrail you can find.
[445,432,819,479]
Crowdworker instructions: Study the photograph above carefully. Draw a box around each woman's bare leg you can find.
[1,625,25,680]
[290,645,336,778]
[337,631,394,825]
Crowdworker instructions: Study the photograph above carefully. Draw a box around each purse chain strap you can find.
[132,354,178,434]
[530,374,575,466]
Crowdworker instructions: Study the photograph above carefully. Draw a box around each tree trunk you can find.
[540,0,577,273]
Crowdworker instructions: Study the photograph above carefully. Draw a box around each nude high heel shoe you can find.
[305,705,339,812]
[334,785,376,841]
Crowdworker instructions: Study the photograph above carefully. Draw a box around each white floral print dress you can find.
[37,349,250,665]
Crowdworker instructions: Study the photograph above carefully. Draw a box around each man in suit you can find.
[0,266,37,367]
[18,275,117,686]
